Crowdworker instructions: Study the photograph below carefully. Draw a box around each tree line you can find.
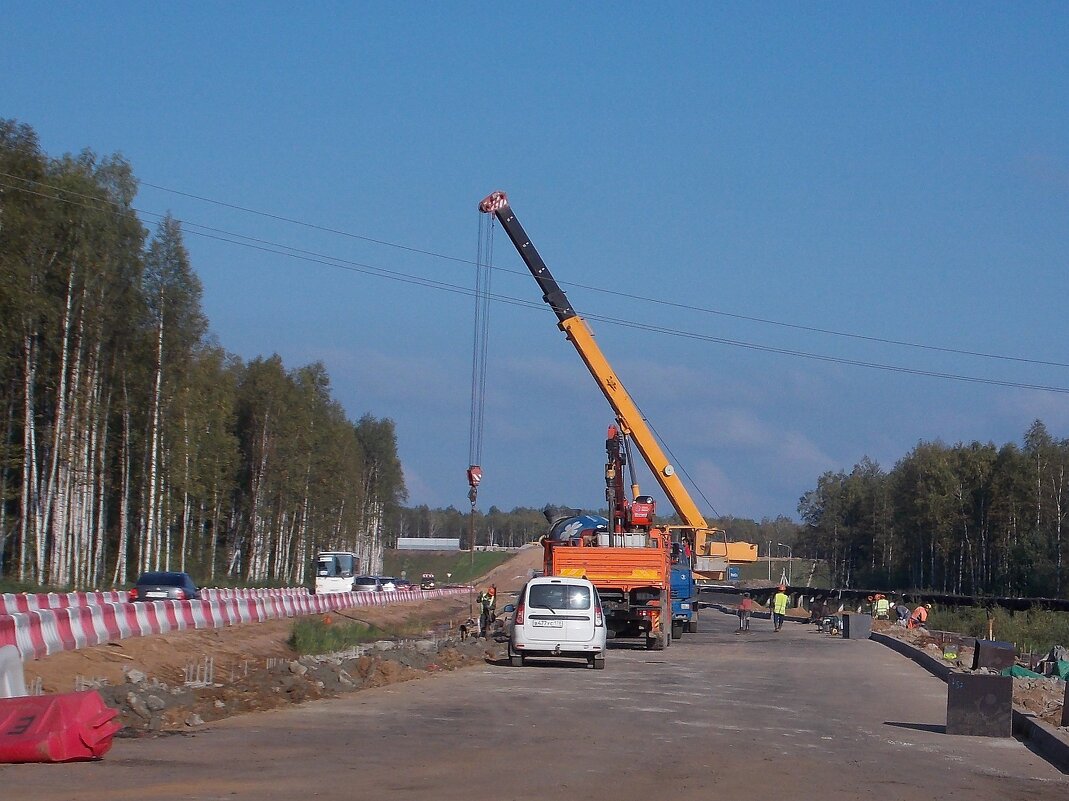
[796,421,1068,599]
[0,120,405,589]
[393,503,801,559]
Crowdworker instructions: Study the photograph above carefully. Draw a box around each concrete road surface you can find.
[3,609,1065,800]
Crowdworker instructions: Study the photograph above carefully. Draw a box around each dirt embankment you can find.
[19,547,541,734]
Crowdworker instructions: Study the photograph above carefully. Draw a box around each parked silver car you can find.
[352,576,383,593]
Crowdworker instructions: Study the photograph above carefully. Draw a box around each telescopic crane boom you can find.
[478,191,756,576]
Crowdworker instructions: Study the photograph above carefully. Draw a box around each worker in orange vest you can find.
[908,603,931,629]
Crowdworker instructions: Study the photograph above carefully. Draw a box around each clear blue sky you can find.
[4,4,1068,521]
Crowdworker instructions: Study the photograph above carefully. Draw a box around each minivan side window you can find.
[528,584,591,610]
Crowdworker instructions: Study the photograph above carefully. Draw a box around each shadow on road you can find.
[485,655,592,669]
[884,721,947,734]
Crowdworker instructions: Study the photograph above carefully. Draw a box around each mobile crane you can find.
[605,423,699,638]
[478,191,757,617]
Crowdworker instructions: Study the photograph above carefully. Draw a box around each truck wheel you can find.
[593,656,605,670]
[686,617,699,634]
[671,620,684,640]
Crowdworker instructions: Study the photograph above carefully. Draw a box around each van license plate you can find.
[531,619,563,628]
[146,591,167,598]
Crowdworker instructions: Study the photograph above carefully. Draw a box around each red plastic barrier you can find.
[0,691,121,763]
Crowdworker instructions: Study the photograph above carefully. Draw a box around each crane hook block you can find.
[467,465,483,488]
[479,191,509,214]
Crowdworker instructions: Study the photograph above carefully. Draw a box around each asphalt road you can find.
[3,609,1066,800]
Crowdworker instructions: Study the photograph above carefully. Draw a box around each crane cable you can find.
[467,213,494,506]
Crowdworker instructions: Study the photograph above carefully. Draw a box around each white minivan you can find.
[505,576,606,669]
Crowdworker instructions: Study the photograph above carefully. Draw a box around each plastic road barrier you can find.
[0,690,121,763]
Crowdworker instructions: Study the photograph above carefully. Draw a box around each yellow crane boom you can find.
[479,191,756,577]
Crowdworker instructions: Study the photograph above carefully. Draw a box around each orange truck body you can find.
[542,531,671,648]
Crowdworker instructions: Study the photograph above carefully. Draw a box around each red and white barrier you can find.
[0,587,468,661]
[0,586,310,616]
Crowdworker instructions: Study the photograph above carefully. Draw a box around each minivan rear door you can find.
[525,582,594,643]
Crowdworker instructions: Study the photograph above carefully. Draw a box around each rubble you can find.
[93,634,497,735]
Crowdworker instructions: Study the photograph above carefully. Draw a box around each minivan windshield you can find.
[528,584,591,611]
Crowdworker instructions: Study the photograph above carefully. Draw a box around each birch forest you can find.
[0,120,406,589]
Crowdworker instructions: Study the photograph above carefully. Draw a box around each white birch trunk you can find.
[145,313,164,574]
[43,263,77,585]
[19,333,37,582]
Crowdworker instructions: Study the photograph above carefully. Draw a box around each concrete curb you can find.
[870,630,1069,774]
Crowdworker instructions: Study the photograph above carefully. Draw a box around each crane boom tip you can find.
[479,191,509,213]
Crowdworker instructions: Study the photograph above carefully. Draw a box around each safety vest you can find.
[773,592,789,614]
[913,605,928,623]
[875,598,890,616]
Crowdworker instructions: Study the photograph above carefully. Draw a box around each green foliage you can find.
[289,618,387,654]
[289,612,444,654]
[0,119,405,589]
[928,606,1069,657]
[796,426,1069,599]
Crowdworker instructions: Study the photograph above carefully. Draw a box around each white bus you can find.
[314,552,360,594]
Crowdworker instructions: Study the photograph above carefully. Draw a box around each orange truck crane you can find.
[479,191,756,631]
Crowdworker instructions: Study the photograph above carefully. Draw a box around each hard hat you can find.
[925,603,932,609]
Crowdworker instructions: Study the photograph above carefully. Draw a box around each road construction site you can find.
[2,547,1068,799]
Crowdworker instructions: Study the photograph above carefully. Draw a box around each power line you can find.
[4,174,1069,396]
[9,169,1069,369]
[133,176,1069,371]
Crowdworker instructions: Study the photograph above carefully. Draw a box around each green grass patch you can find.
[289,618,389,654]
[928,606,1069,656]
[289,612,447,655]
[382,549,516,586]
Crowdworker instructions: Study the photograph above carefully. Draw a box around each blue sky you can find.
[4,4,1068,521]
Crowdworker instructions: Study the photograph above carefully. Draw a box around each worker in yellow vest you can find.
[874,595,891,620]
[772,585,789,632]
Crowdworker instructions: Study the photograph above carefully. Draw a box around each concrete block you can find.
[946,673,1012,737]
[841,613,872,640]
[971,639,1016,671]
